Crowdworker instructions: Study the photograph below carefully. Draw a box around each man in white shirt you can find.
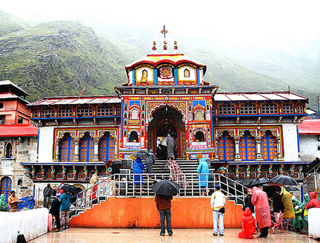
[210,185,226,236]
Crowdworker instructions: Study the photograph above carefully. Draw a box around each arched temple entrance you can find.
[148,106,185,159]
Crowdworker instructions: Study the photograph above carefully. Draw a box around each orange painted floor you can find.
[29,228,317,243]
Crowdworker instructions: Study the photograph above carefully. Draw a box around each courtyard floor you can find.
[29,228,318,243]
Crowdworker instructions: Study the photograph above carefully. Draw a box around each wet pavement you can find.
[29,228,318,243]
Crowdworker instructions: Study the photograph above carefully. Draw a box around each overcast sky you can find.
[1,0,320,48]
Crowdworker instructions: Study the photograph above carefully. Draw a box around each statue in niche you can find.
[184,68,190,78]
[140,69,148,82]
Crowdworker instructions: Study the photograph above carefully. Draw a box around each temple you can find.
[21,28,309,191]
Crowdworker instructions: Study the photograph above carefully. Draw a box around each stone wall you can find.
[0,136,37,200]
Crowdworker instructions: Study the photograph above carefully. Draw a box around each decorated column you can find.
[93,137,100,162]
[255,137,263,161]
[234,137,241,161]
[73,137,80,162]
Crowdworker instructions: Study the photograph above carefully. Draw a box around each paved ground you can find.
[29,228,318,243]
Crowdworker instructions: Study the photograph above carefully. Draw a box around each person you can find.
[145,149,155,180]
[196,156,209,196]
[43,183,53,208]
[140,69,148,82]
[251,186,271,238]
[0,194,7,211]
[49,190,61,232]
[243,189,255,215]
[155,193,173,236]
[8,190,19,212]
[280,187,295,230]
[271,187,285,233]
[167,158,190,188]
[90,174,99,204]
[60,190,72,230]
[133,157,145,194]
[292,196,304,234]
[210,185,226,236]
[238,208,256,239]
[166,134,175,159]
[305,191,320,210]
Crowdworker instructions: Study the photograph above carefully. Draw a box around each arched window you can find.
[239,130,255,161]
[261,130,277,161]
[129,131,139,142]
[6,142,12,158]
[99,132,116,162]
[59,133,75,162]
[184,69,190,78]
[296,103,304,113]
[79,132,94,162]
[194,109,204,121]
[217,131,235,161]
[130,108,139,120]
[194,131,205,142]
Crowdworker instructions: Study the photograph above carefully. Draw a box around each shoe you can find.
[168,232,173,236]
[160,233,165,236]
[213,233,218,236]
[219,233,224,236]
[258,235,267,238]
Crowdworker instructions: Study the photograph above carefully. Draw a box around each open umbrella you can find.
[151,179,180,196]
[285,186,299,192]
[270,175,298,186]
[247,177,271,187]
[61,184,77,194]
[133,151,150,159]
[160,137,167,146]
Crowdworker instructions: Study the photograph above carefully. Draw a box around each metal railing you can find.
[70,172,249,218]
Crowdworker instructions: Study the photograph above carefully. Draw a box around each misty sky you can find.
[1,0,320,48]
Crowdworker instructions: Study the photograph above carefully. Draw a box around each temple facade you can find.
[21,34,309,190]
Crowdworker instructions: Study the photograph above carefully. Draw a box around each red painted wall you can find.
[69,197,243,228]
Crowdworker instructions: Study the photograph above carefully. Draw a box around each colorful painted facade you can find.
[22,32,309,185]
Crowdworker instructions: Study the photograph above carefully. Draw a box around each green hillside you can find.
[0,20,140,101]
[0,10,29,37]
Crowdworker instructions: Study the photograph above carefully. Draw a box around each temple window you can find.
[129,131,139,142]
[59,132,75,162]
[261,103,278,114]
[194,109,204,121]
[79,132,94,162]
[184,69,190,78]
[41,108,55,118]
[96,106,113,116]
[5,142,12,158]
[282,103,294,113]
[240,104,257,114]
[194,131,205,142]
[58,107,73,117]
[296,103,304,113]
[130,108,139,120]
[76,106,93,117]
[218,104,236,115]
[18,118,23,124]
[32,109,39,118]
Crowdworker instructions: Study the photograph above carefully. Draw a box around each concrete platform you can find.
[29,228,318,243]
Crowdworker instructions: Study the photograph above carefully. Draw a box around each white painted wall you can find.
[282,124,299,161]
[38,127,54,162]
[299,135,320,161]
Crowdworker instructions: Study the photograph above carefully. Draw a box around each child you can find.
[238,208,256,239]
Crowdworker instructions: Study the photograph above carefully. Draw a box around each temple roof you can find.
[0,80,29,96]
[214,91,308,102]
[298,119,320,135]
[28,96,120,107]
[0,124,38,137]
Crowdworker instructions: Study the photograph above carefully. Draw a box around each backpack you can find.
[145,154,155,165]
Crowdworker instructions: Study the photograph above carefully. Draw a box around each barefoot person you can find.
[272,187,285,233]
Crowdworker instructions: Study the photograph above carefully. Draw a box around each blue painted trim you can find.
[174,68,178,85]
[297,126,300,153]
[211,110,214,143]
[132,69,135,86]
[197,68,200,85]
[37,130,39,157]
[120,102,123,140]
[154,68,157,85]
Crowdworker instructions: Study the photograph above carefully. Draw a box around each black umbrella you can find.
[61,184,77,194]
[133,151,150,159]
[151,179,180,196]
[247,177,271,187]
[270,175,298,186]
[285,186,299,192]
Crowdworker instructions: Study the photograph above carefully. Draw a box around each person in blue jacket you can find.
[197,157,209,196]
[133,157,145,195]
[60,190,72,230]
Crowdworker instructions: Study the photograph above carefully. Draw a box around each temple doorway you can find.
[148,106,185,159]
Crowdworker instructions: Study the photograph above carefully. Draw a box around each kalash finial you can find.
[173,41,179,54]
[161,25,168,40]
[152,41,157,53]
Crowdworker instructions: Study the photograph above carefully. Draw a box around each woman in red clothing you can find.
[306,191,320,210]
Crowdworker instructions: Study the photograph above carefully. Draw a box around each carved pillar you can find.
[31,166,36,179]
[93,137,100,162]
[276,137,282,160]
[41,166,45,179]
[246,165,250,178]
[255,137,263,161]
[279,164,284,175]
[54,141,60,162]
[51,166,55,179]
[84,166,88,180]
[268,165,273,177]
[73,138,80,162]
[62,166,66,180]
[235,165,240,178]
[257,165,261,178]
[214,136,219,160]
[234,137,241,161]
[73,166,77,180]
